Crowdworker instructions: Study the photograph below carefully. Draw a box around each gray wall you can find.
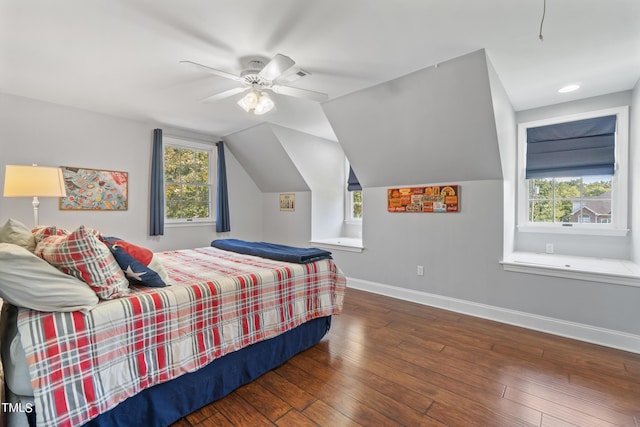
[0,92,263,252]
[316,50,640,346]
[1,58,638,351]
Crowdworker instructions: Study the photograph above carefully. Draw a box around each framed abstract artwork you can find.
[59,166,128,210]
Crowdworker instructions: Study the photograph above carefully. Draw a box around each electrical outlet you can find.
[545,243,554,254]
[417,265,424,276]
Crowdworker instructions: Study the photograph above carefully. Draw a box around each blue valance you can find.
[347,166,362,191]
[526,115,616,179]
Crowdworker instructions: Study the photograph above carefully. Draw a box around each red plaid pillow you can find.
[35,225,130,300]
[32,225,70,245]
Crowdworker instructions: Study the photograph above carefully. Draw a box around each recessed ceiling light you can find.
[558,84,580,93]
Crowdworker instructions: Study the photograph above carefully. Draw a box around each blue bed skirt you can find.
[83,316,331,427]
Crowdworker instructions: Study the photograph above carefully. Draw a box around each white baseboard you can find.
[347,277,640,355]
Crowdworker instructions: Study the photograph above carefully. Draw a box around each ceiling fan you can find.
[180,54,328,114]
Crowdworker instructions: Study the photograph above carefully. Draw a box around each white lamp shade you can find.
[253,92,274,115]
[3,165,67,197]
[237,91,259,112]
[237,90,275,115]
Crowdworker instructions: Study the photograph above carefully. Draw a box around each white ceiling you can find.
[1,0,638,142]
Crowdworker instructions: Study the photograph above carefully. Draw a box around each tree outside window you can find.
[164,142,213,221]
[351,190,363,219]
[528,175,612,224]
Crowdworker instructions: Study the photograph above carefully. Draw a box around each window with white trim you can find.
[517,106,629,236]
[346,163,363,222]
[163,137,216,224]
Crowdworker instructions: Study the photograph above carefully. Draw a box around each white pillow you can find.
[0,243,99,313]
[0,219,36,252]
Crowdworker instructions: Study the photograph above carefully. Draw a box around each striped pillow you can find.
[35,225,130,300]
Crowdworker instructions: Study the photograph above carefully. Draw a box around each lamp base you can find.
[32,196,40,227]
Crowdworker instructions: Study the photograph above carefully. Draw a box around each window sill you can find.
[310,238,364,253]
[501,251,640,287]
[165,220,215,228]
[518,224,628,237]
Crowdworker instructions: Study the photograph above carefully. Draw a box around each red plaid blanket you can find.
[17,247,346,427]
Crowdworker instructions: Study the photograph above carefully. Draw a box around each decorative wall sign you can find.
[388,185,460,213]
[59,167,128,210]
[279,193,295,212]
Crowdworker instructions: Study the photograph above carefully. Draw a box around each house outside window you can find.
[528,176,611,224]
[163,137,215,224]
[517,106,629,236]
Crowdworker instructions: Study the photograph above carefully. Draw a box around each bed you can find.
[0,220,346,427]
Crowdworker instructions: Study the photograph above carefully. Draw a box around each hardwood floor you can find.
[172,288,640,426]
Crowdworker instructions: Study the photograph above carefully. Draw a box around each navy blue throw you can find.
[211,239,332,264]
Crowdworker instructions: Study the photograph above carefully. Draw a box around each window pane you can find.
[166,201,182,219]
[163,142,213,221]
[583,175,612,196]
[165,184,181,201]
[164,147,181,183]
[351,190,363,219]
[197,185,209,201]
[195,151,209,183]
[527,174,613,225]
[529,200,553,222]
[554,177,580,200]
[193,202,209,218]
[529,178,552,199]
[554,199,575,223]
[180,165,193,183]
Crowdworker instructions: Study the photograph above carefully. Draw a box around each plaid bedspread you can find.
[17,247,346,427]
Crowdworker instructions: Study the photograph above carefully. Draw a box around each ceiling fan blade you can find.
[180,60,243,82]
[200,87,248,103]
[258,54,295,81]
[271,85,328,102]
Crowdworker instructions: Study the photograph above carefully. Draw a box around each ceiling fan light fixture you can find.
[237,89,274,115]
[253,92,274,115]
[237,90,259,112]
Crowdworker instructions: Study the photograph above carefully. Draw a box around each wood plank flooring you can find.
[172,288,640,426]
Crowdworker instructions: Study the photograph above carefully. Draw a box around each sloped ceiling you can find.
[322,49,503,188]
[223,123,309,193]
[224,122,344,197]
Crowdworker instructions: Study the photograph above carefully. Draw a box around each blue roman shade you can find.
[347,166,362,191]
[526,115,616,179]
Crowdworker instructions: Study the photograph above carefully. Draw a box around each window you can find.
[517,106,628,236]
[163,138,215,223]
[350,190,363,220]
[346,164,363,222]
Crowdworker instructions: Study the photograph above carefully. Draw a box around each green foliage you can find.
[352,190,363,219]
[164,146,211,219]
[528,177,611,223]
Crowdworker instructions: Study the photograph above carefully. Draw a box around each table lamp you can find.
[3,164,67,226]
